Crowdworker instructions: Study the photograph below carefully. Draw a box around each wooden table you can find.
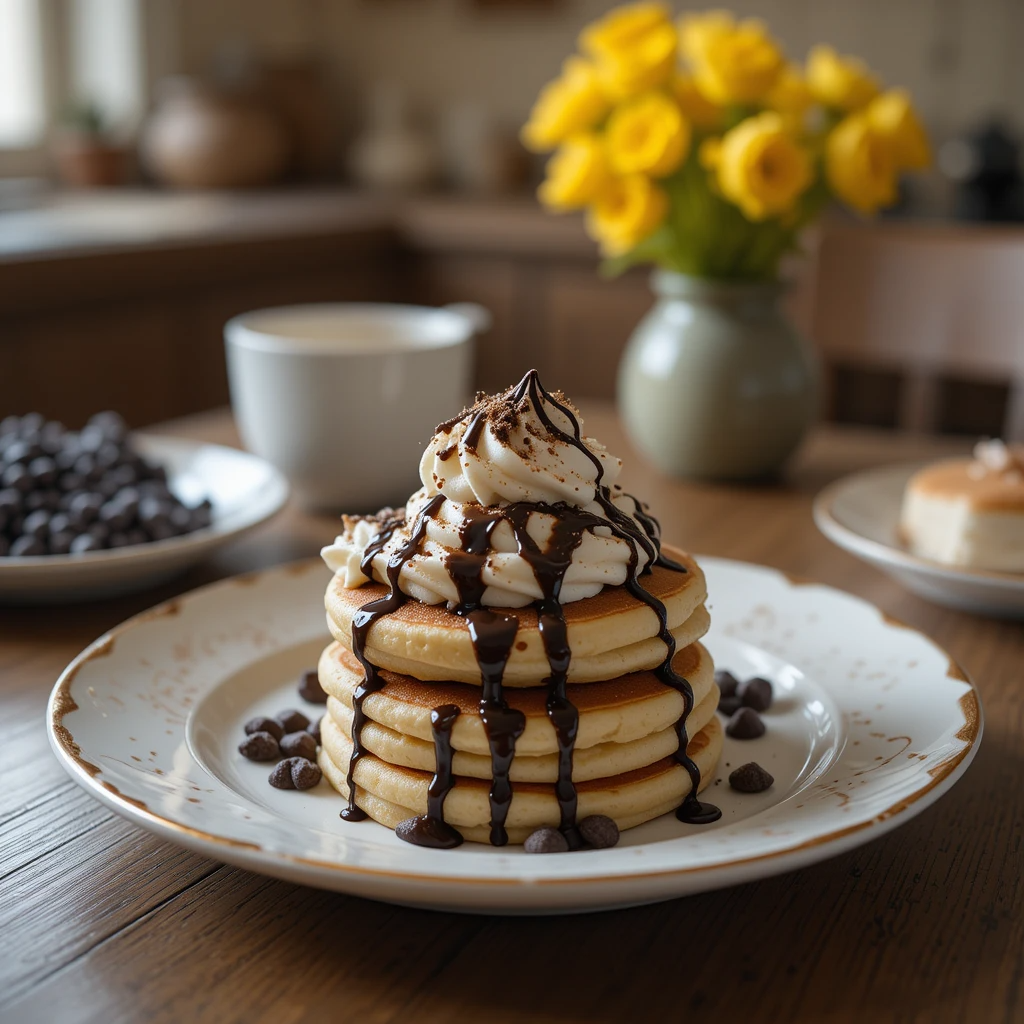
[2,408,1018,1024]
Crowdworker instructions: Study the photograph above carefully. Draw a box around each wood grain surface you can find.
[1,406,1019,1024]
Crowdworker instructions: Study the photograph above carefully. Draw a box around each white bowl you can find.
[814,463,1024,618]
[0,434,288,604]
[225,303,482,512]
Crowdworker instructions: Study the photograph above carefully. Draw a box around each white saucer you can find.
[0,435,289,603]
[47,556,981,914]
[813,463,1024,618]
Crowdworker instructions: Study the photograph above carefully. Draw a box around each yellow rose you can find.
[806,45,879,111]
[679,11,783,104]
[521,57,610,152]
[678,9,732,63]
[606,92,691,177]
[580,2,677,99]
[766,64,813,118]
[538,134,611,210]
[700,112,812,221]
[867,89,930,170]
[586,174,668,255]
[671,74,723,130]
[826,113,897,214]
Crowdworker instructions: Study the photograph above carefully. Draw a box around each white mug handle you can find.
[444,302,492,335]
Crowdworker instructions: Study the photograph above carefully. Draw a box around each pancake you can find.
[324,545,707,685]
[318,714,723,845]
[317,638,715,756]
[325,683,719,782]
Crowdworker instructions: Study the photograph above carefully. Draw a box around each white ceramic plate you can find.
[47,556,982,915]
[0,435,289,603]
[814,463,1024,619]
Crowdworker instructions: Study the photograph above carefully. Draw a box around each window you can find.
[0,0,45,148]
[0,0,145,176]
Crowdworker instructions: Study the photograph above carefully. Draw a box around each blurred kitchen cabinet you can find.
[408,198,654,399]
[0,209,403,427]
[544,265,653,397]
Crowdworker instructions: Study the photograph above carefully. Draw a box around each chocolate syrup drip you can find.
[501,504,590,838]
[463,409,487,452]
[511,371,720,825]
[399,704,464,848]
[445,506,524,847]
[342,494,445,823]
[467,609,523,846]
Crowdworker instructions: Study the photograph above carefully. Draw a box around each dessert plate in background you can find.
[814,464,1024,619]
[0,435,289,603]
[47,557,981,914]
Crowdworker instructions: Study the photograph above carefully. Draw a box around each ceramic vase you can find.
[617,271,817,481]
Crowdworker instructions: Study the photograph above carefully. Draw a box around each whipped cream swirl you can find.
[322,374,661,608]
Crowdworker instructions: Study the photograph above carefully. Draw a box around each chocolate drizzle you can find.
[447,506,524,846]
[340,368,719,847]
[342,494,444,822]
[398,703,464,848]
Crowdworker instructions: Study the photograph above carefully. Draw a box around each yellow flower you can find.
[580,2,677,99]
[586,174,668,255]
[766,64,813,118]
[806,45,879,111]
[521,57,610,152]
[671,74,723,130]
[678,9,733,62]
[826,113,897,214]
[679,11,783,104]
[700,112,812,221]
[538,134,611,210]
[867,89,931,170]
[606,92,691,177]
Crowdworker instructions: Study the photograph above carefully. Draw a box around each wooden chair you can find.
[810,219,1024,439]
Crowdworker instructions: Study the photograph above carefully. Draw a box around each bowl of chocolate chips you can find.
[0,411,288,602]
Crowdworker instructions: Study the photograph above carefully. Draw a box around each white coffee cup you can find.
[224,302,484,512]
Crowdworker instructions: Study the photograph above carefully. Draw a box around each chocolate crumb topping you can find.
[434,376,586,453]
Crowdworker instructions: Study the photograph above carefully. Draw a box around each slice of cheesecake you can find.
[900,440,1024,572]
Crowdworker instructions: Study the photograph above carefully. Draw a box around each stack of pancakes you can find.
[317,545,722,844]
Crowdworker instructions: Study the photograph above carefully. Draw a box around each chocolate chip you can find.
[307,716,322,743]
[0,488,21,516]
[275,708,310,733]
[69,533,102,554]
[739,676,773,712]
[2,463,31,492]
[714,670,739,698]
[524,827,569,853]
[729,762,774,793]
[270,756,321,790]
[99,499,134,531]
[298,669,328,704]
[268,760,295,789]
[9,534,45,556]
[22,509,51,539]
[289,757,322,790]
[68,492,102,526]
[27,456,57,486]
[244,715,283,740]
[49,531,73,555]
[718,695,742,717]
[88,410,128,441]
[725,706,766,740]
[578,814,619,849]
[280,731,317,760]
[238,731,280,761]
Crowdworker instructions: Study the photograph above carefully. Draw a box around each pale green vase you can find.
[617,271,817,481]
